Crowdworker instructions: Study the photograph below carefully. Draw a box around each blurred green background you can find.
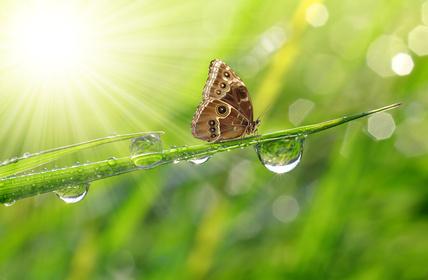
[1,0,427,279]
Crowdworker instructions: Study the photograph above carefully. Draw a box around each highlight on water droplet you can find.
[255,137,304,174]
[130,133,164,169]
[54,183,89,204]
[3,200,16,207]
[189,156,210,165]
[107,157,117,166]
[130,133,162,156]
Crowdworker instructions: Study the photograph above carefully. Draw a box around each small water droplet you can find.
[107,157,117,166]
[173,159,180,164]
[189,156,211,165]
[54,183,89,204]
[130,133,164,169]
[255,138,304,174]
[3,200,16,207]
[130,134,162,156]
[22,152,31,158]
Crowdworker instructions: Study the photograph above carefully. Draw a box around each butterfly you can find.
[191,59,260,142]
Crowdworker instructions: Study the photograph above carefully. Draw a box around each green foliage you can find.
[0,104,399,203]
[0,0,426,279]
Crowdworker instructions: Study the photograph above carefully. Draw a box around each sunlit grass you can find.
[0,0,427,279]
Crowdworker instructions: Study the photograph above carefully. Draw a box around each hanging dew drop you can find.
[54,183,89,204]
[255,138,304,174]
[3,200,16,207]
[189,156,211,165]
[130,133,164,169]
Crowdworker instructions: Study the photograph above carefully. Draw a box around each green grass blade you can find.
[0,104,400,203]
[0,132,163,178]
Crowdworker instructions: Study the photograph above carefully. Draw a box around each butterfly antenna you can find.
[256,102,274,122]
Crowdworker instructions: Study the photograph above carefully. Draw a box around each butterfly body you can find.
[191,59,259,142]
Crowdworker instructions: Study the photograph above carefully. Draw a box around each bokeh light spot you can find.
[408,25,428,56]
[226,160,254,195]
[367,112,396,140]
[272,195,300,223]
[394,102,427,157]
[366,35,407,77]
[391,53,414,76]
[260,26,287,54]
[423,1,428,25]
[288,98,315,126]
[305,3,329,27]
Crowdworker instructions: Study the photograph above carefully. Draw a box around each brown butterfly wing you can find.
[203,59,253,122]
[222,83,254,123]
[192,59,255,142]
[192,99,247,142]
[203,59,243,99]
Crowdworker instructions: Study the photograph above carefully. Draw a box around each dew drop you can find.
[130,133,163,169]
[107,157,117,166]
[189,156,211,165]
[3,200,16,207]
[255,137,304,174]
[22,152,31,158]
[54,183,89,204]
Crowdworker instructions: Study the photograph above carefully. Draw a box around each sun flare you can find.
[6,6,95,79]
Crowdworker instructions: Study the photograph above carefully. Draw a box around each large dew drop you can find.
[255,137,304,174]
[54,183,89,204]
[189,156,210,165]
[130,133,163,169]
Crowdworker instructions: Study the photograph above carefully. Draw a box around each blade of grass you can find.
[0,132,163,178]
[0,104,400,203]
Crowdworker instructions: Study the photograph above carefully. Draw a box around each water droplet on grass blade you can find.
[3,200,16,207]
[55,183,89,204]
[189,156,210,165]
[255,137,304,174]
[107,157,117,166]
[130,133,164,169]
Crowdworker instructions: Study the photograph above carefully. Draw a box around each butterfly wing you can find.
[192,59,255,142]
[202,59,254,123]
[203,59,243,98]
[192,99,248,142]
